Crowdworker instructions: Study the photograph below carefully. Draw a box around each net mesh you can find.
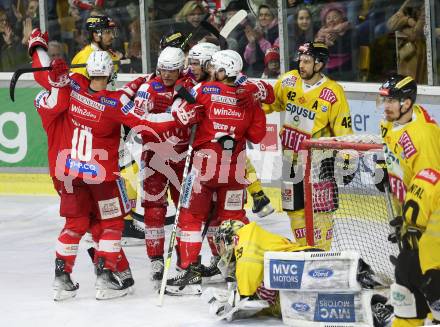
[304,135,399,283]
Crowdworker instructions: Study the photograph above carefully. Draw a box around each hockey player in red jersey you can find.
[27,28,152,299]
[34,47,189,301]
[131,47,191,285]
[165,49,267,295]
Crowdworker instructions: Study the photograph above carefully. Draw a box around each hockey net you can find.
[300,134,399,283]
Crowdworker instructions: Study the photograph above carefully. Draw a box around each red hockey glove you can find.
[28,28,48,56]
[172,99,204,127]
[236,84,259,109]
[151,92,173,112]
[121,76,147,98]
[48,58,69,87]
[253,80,275,104]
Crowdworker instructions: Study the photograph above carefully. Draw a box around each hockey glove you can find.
[120,76,147,98]
[236,84,259,109]
[151,92,173,113]
[28,28,48,56]
[48,58,70,88]
[172,99,204,127]
[253,80,275,104]
[388,216,403,244]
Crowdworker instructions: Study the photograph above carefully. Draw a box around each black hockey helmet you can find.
[86,16,117,33]
[160,31,189,51]
[379,74,417,103]
[297,42,329,64]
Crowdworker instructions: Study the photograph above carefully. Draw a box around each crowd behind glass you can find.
[0,0,439,85]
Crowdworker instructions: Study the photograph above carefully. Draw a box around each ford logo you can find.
[292,302,310,312]
[308,268,333,279]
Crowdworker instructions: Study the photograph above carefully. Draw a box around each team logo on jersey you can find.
[121,101,134,115]
[202,86,220,94]
[99,96,117,107]
[398,131,417,159]
[136,91,149,99]
[209,105,243,120]
[211,94,237,105]
[416,168,440,185]
[34,90,48,109]
[71,91,105,111]
[322,105,328,112]
[70,79,80,91]
[319,88,337,104]
[151,81,165,92]
[281,76,297,88]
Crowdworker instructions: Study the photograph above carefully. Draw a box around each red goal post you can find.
[299,134,399,282]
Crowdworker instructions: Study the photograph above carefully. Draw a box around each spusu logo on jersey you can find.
[209,105,243,120]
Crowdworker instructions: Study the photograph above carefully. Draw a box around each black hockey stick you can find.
[9,58,131,102]
[158,84,198,306]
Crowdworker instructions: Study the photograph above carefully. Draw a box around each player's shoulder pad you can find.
[70,73,89,91]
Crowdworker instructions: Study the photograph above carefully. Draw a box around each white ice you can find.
[0,195,291,327]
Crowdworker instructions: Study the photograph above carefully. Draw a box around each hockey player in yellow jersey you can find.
[378,74,440,204]
[71,15,120,79]
[264,42,353,250]
[388,168,440,326]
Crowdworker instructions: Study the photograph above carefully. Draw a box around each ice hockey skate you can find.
[150,257,164,289]
[165,264,202,296]
[251,191,274,218]
[371,294,393,327]
[53,258,79,301]
[114,267,135,292]
[95,258,129,300]
[200,256,224,284]
[121,219,145,246]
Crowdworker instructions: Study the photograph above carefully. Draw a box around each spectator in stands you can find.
[287,6,314,70]
[123,17,142,73]
[174,0,209,46]
[48,41,66,60]
[315,2,356,81]
[387,0,427,84]
[221,1,248,61]
[0,8,28,71]
[244,4,279,77]
[261,47,280,78]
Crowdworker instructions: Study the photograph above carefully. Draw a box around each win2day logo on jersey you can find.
[209,105,244,121]
[268,259,305,289]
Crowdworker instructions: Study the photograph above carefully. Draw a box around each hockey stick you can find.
[158,84,198,306]
[9,58,131,102]
[200,9,248,50]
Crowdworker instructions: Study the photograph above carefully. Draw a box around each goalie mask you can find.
[215,220,245,266]
[86,50,114,78]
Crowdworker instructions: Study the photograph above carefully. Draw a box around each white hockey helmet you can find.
[157,46,185,71]
[188,42,220,67]
[209,49,243,78]
[86,50,114,77]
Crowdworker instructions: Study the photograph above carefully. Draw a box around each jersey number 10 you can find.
[71,127,93,162]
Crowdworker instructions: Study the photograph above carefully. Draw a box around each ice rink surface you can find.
[0,195,292,327]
